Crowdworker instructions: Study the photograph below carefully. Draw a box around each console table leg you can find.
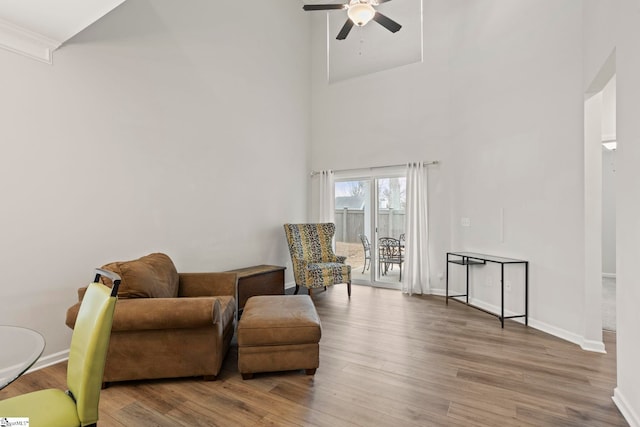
[500,264,505,329]
[465,260,469,304]
[525,262,529,326]
[445,254,449,305]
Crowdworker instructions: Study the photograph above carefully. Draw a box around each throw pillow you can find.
[101,253,179,298]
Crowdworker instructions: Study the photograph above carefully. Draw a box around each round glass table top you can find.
[0,325,45,389]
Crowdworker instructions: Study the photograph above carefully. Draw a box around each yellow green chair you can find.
[0,269,121,427]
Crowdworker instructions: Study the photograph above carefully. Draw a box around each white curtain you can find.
[402,162,430,295]
[318,170,335,223]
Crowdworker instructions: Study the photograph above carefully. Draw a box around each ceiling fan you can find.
[303,0,402,40]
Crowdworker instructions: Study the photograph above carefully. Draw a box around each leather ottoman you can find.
[237,295,321,379]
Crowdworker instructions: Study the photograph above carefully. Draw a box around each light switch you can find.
[461,217,471,227]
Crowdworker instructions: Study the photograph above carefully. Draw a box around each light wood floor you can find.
[0,285,626,426]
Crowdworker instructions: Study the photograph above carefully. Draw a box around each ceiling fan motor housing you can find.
[302,0,400,40]
[348,0,376,26]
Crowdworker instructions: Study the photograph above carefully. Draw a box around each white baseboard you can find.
[27,349,69,374]
[430,288,606,353]
[430,288,446,297]
[613,387,640,427]
[529,318,606,353]
[602,272,617,279]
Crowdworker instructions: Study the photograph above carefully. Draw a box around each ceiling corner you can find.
[0,0,127,64]
[0,18,60,64]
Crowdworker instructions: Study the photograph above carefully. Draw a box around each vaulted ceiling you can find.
[0,0,126,63]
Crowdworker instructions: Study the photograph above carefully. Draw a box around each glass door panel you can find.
[334,175,406,288]
[334,180,372,283]
[375,177,406,287]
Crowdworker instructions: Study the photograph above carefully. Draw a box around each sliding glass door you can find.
[334,179,372,283]
[334,173,406,288]
[375,177,406,287]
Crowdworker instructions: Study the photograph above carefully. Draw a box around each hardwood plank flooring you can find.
[0,285,626,426]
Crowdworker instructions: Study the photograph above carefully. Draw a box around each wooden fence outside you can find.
[334,208,405,243]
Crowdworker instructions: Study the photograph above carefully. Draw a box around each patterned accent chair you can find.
[284,223,352,297]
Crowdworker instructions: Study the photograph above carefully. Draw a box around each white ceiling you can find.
[301,0,422,82]
[0,0,126,63]
[325,0,421,82]
[2,0,413,68]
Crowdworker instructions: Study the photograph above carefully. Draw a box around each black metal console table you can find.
[446,252,528,328]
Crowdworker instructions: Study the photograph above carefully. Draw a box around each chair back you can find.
[284,223,338,264]
[379,237,402,260]
[359,234,371,258]
[66,269,120,425]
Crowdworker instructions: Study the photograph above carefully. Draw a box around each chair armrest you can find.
[336,255,347,263]
[178,272,237,297]
[66,297,232,332]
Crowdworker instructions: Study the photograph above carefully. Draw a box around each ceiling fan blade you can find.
[372,12,402,33]
[336,19,354,40]
[374,0,393,4]
[303,4,347,11]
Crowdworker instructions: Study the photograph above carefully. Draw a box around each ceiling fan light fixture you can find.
[347,3,375,26]
[303,0,401,40]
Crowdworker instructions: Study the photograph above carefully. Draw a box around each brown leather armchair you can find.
[65,253,237,384]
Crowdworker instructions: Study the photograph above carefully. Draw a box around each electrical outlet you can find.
[438,272,444,280]
[505,281,512,291]
[486,276,493,286]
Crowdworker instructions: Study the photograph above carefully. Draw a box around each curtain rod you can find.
[310,161,439,177]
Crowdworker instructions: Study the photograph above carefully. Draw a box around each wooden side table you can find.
[227,265,286,318]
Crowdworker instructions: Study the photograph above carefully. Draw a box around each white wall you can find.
[312,0,590,345]
[601,76,616,275]
[584,1,640,424]
[310,0,454,291]
[0,0,310,363]
[448,0,587,341]
[584,89,604,347]
[615,11,640,421]
[602,147,616,275]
